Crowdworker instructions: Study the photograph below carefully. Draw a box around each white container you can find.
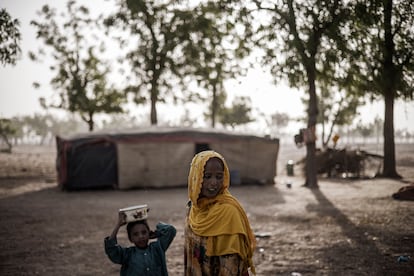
[119,204,149,223]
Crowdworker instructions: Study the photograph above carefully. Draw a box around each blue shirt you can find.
[104,222,176,276]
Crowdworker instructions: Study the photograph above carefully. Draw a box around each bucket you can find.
[119,204,149,223]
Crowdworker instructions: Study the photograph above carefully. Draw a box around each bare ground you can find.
[0,143,413,275]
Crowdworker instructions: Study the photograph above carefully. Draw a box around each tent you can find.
[56,127,279,190]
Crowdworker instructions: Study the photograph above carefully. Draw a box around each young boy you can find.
[104,212,176,276]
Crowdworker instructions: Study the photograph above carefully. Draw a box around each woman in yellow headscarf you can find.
[184,150,256,275]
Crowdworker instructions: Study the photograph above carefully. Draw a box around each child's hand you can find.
[149,230,157,239]
[117,212,127,226]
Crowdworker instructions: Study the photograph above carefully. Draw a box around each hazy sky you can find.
[1,0,413,134]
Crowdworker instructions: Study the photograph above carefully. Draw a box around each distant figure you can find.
[104,213,176,276]
[184,150,256,275]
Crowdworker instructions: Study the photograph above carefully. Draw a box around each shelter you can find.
[56,127,279,190]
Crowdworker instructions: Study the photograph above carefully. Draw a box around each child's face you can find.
[200,158,224,199]
[129,223,150,249]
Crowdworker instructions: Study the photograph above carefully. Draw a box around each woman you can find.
[184,150,256,275]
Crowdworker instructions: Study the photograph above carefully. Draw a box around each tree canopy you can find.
[0,8,21,66]
[0,118,16,152]
[30,1,126,131]
[104,0,252,127]
[105,0,199,125]
[250,0,349,187]
[346,0,414,177]
[218,96,253,129]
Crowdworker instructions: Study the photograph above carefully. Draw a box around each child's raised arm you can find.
[154,222,177,251]
[109,212,126,239]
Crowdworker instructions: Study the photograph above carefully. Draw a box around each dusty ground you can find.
[0,142,413,275]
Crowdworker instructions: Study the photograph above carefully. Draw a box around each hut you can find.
[56,127,279,190]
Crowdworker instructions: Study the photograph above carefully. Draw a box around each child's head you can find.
[127,219,150,249]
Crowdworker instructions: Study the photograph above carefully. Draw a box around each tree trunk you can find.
[382,93,399,177]
[211,82,217,128]
[87,114,94,132]
[150,84,158,125]
[304,67,318,188]
[381,0,400,178]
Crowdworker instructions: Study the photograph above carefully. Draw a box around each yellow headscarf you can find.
[187,150,256,274]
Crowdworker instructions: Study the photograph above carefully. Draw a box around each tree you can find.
[30,1,126,131]
[104,0,197,125]
[0,8,21,66]
[265,112,290,137]
[218,96,254,129]
[306,84,362,148]
[184,2,252,128]
[0,118,17,152]
[355,121,374,144]
[105,1,252,127]
[203,85,227,127]
[373,115,383,144]
[251,0,349,187]
[348,0,414,178]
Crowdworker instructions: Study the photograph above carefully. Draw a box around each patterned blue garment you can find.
[105,222,176,276]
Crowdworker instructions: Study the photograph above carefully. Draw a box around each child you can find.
[184,150,256,275]
[104,212,176,276]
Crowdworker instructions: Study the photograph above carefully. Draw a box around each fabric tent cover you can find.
[56,127,279,190]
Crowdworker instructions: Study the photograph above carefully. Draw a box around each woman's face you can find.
[200,157,224,198]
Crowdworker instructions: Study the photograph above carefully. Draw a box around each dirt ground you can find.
[0,142,413,275]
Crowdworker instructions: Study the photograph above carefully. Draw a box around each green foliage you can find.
[0,118,17,152]
[105,0,253,126]
[0,118,17,135]
[0,8,22,66]
[250,0,350,187]
[347,0,414,101]
[252,0,349,91]
[105,0,197,125]
[309,83,363,147]
[183,1,253,127]
[264,111,291,137]
[218,96,253,128]
[347,0,414,177]
[356,121,374,138]
[30,1,126,131]
[0,114,90,146]
[271,112,290,129]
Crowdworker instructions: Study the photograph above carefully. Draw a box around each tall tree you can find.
[30,1,126,131]
[104,0,196,125]
[105,1,252,127]
[251,0,349,187]
[349,0,414,178]
[185,2,252,128]
[0,8,21,66]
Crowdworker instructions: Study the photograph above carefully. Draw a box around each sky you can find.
[1,0,413,135]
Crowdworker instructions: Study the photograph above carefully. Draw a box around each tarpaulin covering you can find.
[56,127,279,190]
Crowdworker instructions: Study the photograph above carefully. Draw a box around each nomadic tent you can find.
[56,127,279,190]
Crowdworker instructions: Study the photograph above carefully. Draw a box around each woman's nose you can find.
[210,178,219,186]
